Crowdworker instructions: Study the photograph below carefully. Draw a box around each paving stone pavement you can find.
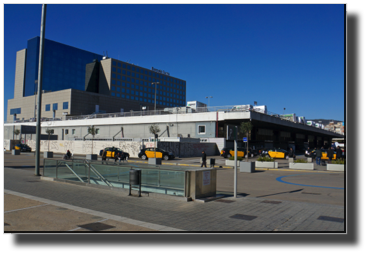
[4,167,345,232]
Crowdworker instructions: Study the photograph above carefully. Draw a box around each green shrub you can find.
[294,159,307,163]
[331,158,345,164]
[228,156,243,161]
[257,156,275,162]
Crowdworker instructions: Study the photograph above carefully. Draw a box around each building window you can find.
[112,80,116,85]
[198,125,206,134]
[10,108,21,114]
[63,102,68,110]
[96,128,99,135]
[45,104,50,111]
[65,129,69,135]
[72,129,75,135]
[53,103,58,110]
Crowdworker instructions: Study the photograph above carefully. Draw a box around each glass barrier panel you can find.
[56,160,81,182]
[43,159,57,178]
[72,161,89,183]
[159,170,185,190]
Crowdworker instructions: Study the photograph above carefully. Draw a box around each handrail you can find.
[64,163,85,183]
[88,164,113,187]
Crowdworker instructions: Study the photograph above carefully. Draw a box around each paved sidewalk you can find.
[4,165,345,232]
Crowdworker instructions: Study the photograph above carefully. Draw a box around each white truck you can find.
[253,105,267,114]
[231,104,253,111]
[186,101,207,111]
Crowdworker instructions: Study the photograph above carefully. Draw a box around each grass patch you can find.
[257,156,275,162]
[294,159,308,163]
[331,158,345,164]
[228,156,243,161]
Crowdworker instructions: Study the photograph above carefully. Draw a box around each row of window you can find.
[109,92,185,106]
[112,61,185,86]
[111,72,185,90]
[110,86,184,100]
[45,102,69,111]
[111,73,185,93]
[64,128,99,135]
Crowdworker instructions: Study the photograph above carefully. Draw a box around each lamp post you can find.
[205,96,213,110]
[34,80,38,120]
[151,82,160,113]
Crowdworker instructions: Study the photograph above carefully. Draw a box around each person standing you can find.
[102,151,107,164]
[201,151,207,168]
[315,147,322,165]
[327,147,334,163]
[336,146,342,160]
[289,147,295,159]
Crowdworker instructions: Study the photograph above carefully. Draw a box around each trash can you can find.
[210,158,215,167]
[129,169,141,185]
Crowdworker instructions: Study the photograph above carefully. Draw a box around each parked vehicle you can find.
[99,147,129,160]
[220,147,256,158]
[261,148,289,159]
[138,148,175,160]
[14,143,32,152]
[306,148,337,160]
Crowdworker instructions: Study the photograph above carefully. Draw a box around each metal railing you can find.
[44,159,186,196]
[7,104,342,134]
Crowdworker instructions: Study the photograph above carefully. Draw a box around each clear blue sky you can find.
[3,4,345,122]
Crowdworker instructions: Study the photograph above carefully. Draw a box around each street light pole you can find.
[151,82,159,112]
[35,4,47,176]
[205,96,213,108]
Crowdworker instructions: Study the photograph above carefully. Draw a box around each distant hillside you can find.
[307,119,342,125]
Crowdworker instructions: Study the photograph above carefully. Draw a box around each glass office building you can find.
[24,37,104,97]
[22,37,187,107]
[109,60,186,107]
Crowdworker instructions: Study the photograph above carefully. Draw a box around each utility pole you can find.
[35,4,47,176]
[234,126,238,198]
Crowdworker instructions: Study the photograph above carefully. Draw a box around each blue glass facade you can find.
[109,59,187,107]
[24,37,103,97]
[21,37,187,108]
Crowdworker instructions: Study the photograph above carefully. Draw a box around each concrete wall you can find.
[7,89,72,121]
[11,121,210,141]
[14,49,27,99]
[4,139,217,158]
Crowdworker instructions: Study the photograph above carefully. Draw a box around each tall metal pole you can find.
[234,126,238,198]
[35,4,47,176]
[152,82,159,112]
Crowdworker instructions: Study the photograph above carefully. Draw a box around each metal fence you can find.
[8,105,341,134]
[44,159,187,196]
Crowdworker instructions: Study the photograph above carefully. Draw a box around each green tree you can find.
[88,125,97,154]
[45,128,54,152]
[13,129,20,140]
[240,121,253,161]
[149,125,160,158]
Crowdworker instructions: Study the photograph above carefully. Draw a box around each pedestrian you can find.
[289,147,295,159]
[120,152,125,163]
[114,152,119,163]
[315,147,322,165]
[201,151,207,168]
[102,151,107,164]
[336,146,342,160]
[327,147,334,163]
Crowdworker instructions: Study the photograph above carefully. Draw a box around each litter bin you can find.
[129,169,142,197]
[210,158,215,167]
[130,169,141,185]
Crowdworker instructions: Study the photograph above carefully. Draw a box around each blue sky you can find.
[3,4,345,122]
